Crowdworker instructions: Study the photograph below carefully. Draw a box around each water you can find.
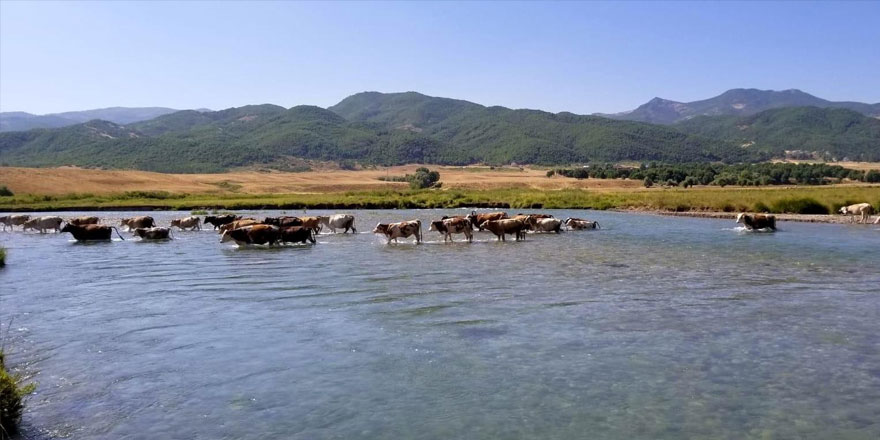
[1,209,879,440]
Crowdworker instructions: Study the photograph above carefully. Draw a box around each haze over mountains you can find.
[0,107,195,132]
[601,88,880,124]
[0,89,878,173]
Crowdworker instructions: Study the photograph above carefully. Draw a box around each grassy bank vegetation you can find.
[0,247,5,267]
[1,186,878,214]
[1,349,35,436]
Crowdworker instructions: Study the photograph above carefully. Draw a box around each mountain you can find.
[603,88,880,124]
[0,107,185,132]
[676,106,880,161]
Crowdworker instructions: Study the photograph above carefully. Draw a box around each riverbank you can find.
[1,185,878,215]
[628,210,876,224]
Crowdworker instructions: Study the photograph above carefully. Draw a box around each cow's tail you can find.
[111,227,125,241]
[417,220,422,243]
[595,221,601,230]
[350,218,357,233]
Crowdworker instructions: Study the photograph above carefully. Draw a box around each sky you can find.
[1,1,879,115]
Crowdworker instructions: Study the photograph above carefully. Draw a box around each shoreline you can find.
[622,210,869,224]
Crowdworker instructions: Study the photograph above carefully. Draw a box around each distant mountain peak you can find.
[604,88,879,124]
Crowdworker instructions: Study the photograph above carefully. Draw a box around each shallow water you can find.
[1,209,879,440]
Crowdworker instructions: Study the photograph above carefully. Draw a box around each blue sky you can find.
[1,1,878,114]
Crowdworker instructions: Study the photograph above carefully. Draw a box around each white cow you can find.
[839,203,875,224]
[373,220,421,244]
[23,216,64,233]
[1,214,30,231]
[564,217,600,230]
[170,216,201,230]
[318,214,356,233]
[529,217,563,233]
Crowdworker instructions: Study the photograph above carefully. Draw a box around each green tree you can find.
[407,167,440,189]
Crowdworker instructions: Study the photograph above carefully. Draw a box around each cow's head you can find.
[133,228,147,238]
[838,206,848,215]
[60,224,75,233]
[372,223,389,234]
[735,213,746,224]
[429,220,443,232]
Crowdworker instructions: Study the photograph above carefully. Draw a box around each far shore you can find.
[625,210,876,224]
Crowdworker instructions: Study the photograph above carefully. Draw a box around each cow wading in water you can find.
[121,216,155,231]
[736,213,777,231]
[23,216,64,233]
[564,218,600,230]
[480,218,528,241]
[221,225,281,246]
[373,220,422,244]
[1,215,30,231]
[429,217,473,242]
[133,227,172,240]
[204,214,240,230]
[68,216,99,226]
[318,214,357,234]
[467,211,508,231]
[170,216,201,230]
[61,224,125,241]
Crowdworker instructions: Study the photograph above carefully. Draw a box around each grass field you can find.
[1,166,878,213]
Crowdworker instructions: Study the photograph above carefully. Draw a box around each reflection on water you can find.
[1,209,879,439]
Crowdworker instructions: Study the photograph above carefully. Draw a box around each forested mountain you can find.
[0,92,877,173]
[676,107,880,161]
[0,107,185,132]
[603,88,880,124]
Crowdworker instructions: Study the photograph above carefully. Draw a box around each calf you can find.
[60,224,124,241]
[68,216,99,226]
[263,216,303,227]
[429,217,473,242]
[838,203,875,224]
[121,216,155,230]
[280,226,316,244]
[170,216,201,230]
[23,216,64,233]
[133,227,172,240]
[736,213,777,231]
[480,219,528,241]
[564,218,600,230]
[318,214,357,233]
[221,224,281,246]
[373,220,422,244]
[1,215,30,231]
[204,214,240,230]
[466,211,508,231]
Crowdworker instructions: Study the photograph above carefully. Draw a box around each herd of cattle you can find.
[0,202,876,245]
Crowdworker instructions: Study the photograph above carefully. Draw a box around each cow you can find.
[23,216,64,233]
[204,214,240,230]
[480,218,528,241]
[1,214,30,231]
[736,213,777,231]
[219,219,260,234]
[120,216,155,231]
[133,227,172,240]
[318,214,357,234]
[466,211,508,231]
[564,217,600,230]
[429,217,473,242]
[280,226,316,244]
[60,224,125,241]
[221,224,281,246]
[838,203,875,224]
[68,216,99,226]
[299,216,322,233]
[373,220,422,244]
[263,216,303,227]
[516,213,555,220]
[529,217,563,233]
[170,216,201,230]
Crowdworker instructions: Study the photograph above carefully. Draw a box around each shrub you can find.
[191,209,208,215]
[0,247,5,267]
[546,170,555,177]
[771,198,829,214]
[0,186,12,197]
[865,170,880,183]
[407,167,440,189]
[643,177,654,188]
[753,202,771,213]
[0,350,36,435]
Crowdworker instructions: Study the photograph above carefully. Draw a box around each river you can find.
[1,209,879,439]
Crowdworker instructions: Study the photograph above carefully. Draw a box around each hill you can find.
[0,107,184,132]
[603,88,880,124]
[676,107,880,161]
[0,93,755,172]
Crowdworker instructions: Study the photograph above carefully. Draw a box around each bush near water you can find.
[0,349,35,436]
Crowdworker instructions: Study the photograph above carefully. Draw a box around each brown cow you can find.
[204,214,240,230]
[299,216,322,232]
[60,224,124,241]
[736,213,777,231]
[480,219,528,241]
[170,216,201,230]
[373,220,422,244]
[467,211,508,231]
[219,219,259,234]
[221,224,281,246]
[121,216,155,230]
[133,227,172,240]
[68,216,99,226]
[280,226,316,244]
[429,217,473,242]
[263,216,303,227]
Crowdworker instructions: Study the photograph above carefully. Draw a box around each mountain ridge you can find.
[0,107,202,132]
